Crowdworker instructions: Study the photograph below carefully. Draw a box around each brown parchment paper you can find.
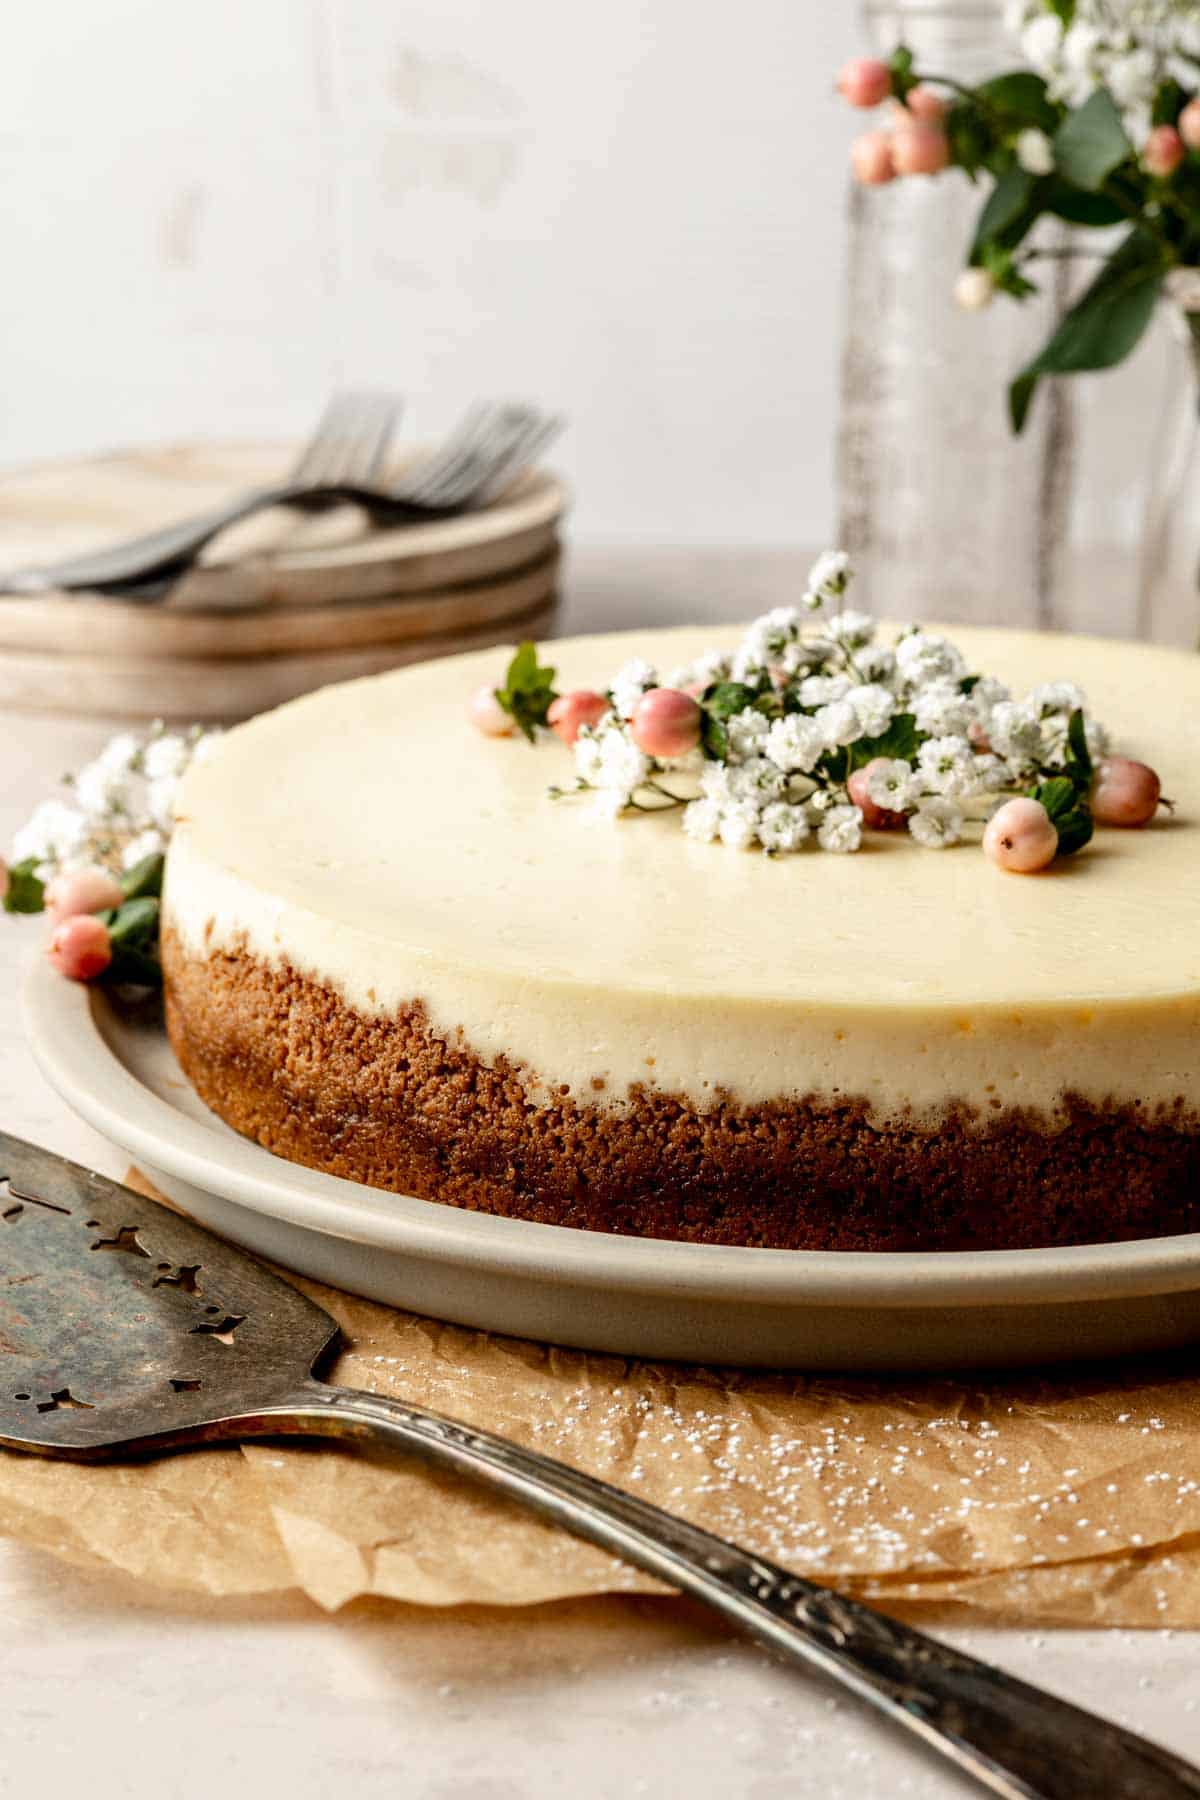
[3,1170,1200,1625]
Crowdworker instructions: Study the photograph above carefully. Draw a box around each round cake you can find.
[162,622,1200,1252]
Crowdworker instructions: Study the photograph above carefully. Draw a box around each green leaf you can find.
[700,715,728,760]
[1053,88,1131,191]
[976,72,1058,134]
[847,712,922,772]
[1065,707,1093,780]
[888,44,915,104]
[1029,777,1094,857]
[945,102,991,180]
[1041,182,1126,226]
[1053,806,1095,856]
[970,167,1036,261]
[495,641,559,743]
[107,896,160,950]
[120,852,164,901]
[1153,80,1188,130]
[702,680,759,722]
[3,856,45,915]
[1031,776,1078,823]
[106,945,163,989]
[1009,229,1163,431]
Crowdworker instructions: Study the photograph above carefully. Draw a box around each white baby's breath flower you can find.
[725,757,786,804]
[817,803,863,855]
[815,700,861,749]
[189,729,224,765]
[917,735,977,798]
[895,631,967,688]
[12,800,89,874]
[987,701,1045,765]
[573,726,605,787]
[826,609,876,651]
[726,707,770,758]
[908,797,965,849]
[718,800,762,851]
[846,682,896,738]
[765,714,825,775]
[682,798,721,843]
[96,732,144,776]
[609,659,657,719]
[854,644,897,686]
[1028,680,1087,718]
[756,802,810,855]
[804,550,852,611]
[733,607,804,679]
[967,674,1012,728]
[74,757,132,822]
[865,759,919,811]
[1085,716,1111,759]
[798,673,851,707]
[913,679,972,738]
[121,828,166,870]
[971,752,1008,791]
[1015,126,1055,175]
[146,776,181,832]
[699,760,735,805]
[142,732,192,783]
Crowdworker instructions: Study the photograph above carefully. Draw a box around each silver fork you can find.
[289,389,401,489]
[1,398,557,599]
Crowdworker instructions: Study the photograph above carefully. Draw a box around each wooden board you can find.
[0,597,560,722]
[0,547,559,660]
[0,442,568,608]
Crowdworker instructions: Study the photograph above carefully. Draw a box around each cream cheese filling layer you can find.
[165,623,1200,1123]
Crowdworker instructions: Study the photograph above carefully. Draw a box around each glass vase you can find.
[1137,303,1200,649]
[838,0,1073,626]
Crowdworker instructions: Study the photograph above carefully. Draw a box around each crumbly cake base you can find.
[162,930,1200,1253]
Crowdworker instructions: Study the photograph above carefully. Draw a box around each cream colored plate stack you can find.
[0,443,567,720]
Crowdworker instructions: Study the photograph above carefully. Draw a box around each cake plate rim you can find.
[23,957,1200,1369]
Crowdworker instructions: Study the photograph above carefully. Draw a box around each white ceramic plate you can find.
[24,958,1200,1370]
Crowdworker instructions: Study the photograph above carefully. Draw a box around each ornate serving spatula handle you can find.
[246,1380,1200,1800]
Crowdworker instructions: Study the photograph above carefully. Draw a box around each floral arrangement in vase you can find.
[838,0,1200,430]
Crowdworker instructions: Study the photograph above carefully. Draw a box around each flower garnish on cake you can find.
[3,721,223,985]
[469,551,1166,873]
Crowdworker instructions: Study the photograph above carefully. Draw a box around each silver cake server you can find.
[0,1126,1196,1800]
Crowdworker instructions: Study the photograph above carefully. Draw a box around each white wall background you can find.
[0,0,855,546]
[0,0,1175,571]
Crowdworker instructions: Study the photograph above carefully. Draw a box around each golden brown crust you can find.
[162,927,1200,1253]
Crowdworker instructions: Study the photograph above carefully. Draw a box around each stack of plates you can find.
[0,442,567,720]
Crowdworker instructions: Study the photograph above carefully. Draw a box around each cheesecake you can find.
[161,623,1200,1251]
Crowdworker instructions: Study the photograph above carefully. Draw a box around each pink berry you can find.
[904,85,947,122]
[630,688,702,760]
[982,798,1058,874]
[851,130,896,186]
[47,913,112,982]
[892,119,950,176]
[547,689,608,746]
[44,864,124,924]
[1144,124,1184,177]
[837,58,892,109]
[1091,756,1161,828]
[847,761,908,831]
[466,684,513,737]
[1180,98,1200,152]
